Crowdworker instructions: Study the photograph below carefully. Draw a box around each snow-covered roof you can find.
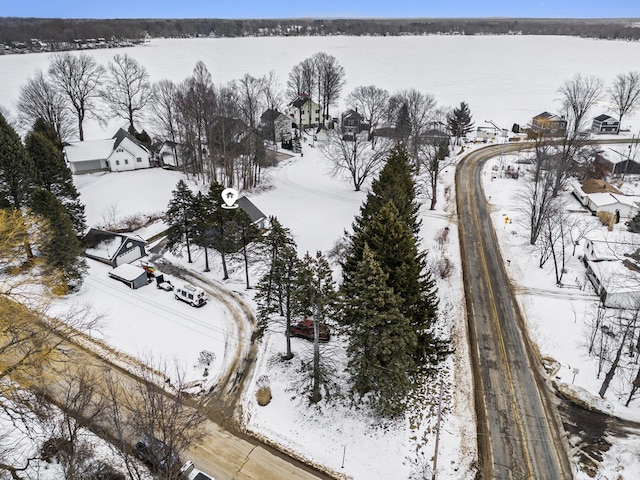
[587,192,636,208]
[109,263,146,281]
[65,139,114,163]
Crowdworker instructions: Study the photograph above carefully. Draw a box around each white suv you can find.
[174,283,208,307]
[179,460,214,480]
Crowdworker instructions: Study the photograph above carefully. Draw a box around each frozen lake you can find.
[1,35,640,139]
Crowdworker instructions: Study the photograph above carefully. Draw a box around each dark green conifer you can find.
[341,244,416,417]
[30,188,87,291]
[165,180,196,263]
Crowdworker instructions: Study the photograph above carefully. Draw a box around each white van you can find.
[174,283,208,307]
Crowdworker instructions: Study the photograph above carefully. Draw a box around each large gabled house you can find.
[288,94,322,130]
[64,128,152,174]
[530,111,567,137]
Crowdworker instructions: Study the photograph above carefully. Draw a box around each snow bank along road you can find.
[456,142,572,479]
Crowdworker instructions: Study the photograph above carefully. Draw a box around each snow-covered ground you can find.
[2,36,640,479]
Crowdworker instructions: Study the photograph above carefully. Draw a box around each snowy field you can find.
[2,35,640,479]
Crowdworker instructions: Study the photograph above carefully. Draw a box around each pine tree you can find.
[396,103,411,143]
[229,208,261,289]
[357,145,421,237]
[205,181,236,280]
[447,101,474,144]
[25,124,86,235]
[342,146,447,376]
[30,188,87,292]
[255,217,297,342]
[0,113,36,210]
[628,210,640,233]
[341,244,416,417]
[165,180,196,263]
[190,191,213,272]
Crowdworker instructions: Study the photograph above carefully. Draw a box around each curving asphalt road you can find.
[456,143,572,480]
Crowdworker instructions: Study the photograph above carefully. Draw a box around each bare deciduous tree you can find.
[419,140,454,210]
[102,53,153,132]
[286,58,316,101]
[608,71,640,127]
[48,52,105,141]
[387,89,437,169]
[312,52,346,125]
[320,130,392,191]
[346,85,390,139]
[558,73,604,135]
[17,70,74,141]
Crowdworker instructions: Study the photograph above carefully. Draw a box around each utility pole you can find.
[432,382,444,480]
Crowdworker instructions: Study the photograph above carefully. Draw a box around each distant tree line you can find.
[2,17,640,45]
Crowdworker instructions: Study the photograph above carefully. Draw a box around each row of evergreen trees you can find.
[164,180,261,285]
[0,114,87,292]
[253,145,450,418]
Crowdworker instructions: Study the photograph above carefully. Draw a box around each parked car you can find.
[180,460,215,480]
[134,434,180,472]
[290,318,331,342]
[174,283,207,307]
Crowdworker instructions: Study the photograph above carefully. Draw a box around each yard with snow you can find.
[2,35,640,479]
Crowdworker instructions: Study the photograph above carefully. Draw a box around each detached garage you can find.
[108,264,148,289]
[84,229,147,267]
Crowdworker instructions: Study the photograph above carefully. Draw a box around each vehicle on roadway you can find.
[180,460,215,479]
[134,434,180,473]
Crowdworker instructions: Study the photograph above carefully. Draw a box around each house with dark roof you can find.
[341,109,370,140]
[63,128,152,174]
[237,196,267,230]
[288,94,322,129]
[83,228,147,267]
[259,108,293,143]
[591,114,620,134]
[530,111,567,137]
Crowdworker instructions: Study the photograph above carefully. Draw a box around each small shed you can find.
[108,264,148,289]
[591,114,620,135]
[84,229,146,267]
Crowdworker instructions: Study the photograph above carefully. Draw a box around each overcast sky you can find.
[4,0,639,19]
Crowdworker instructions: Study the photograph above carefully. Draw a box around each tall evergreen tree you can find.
[205,181,237,280]
[629,210,640,233]
[190,191,213,272]
[341,244,416,417]
[30,188,87,292]
[165,180,196,263]
[356,145,421,237]
[447,101,474,144]
[0,113,36,210]
[342,146,447,379]
[395,103,411,144]
[25,122,86,235]
[228,207,261,289]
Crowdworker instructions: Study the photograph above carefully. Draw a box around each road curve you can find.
[456,143,572,479]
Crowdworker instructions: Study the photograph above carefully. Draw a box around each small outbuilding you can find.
[108,263,148,289]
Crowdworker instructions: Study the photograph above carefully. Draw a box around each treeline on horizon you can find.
[1,17,640,44]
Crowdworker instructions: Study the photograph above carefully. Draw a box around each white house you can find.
[585,192,640,220]
[260,109,293,142]
[64,128,151,174]
[583,231,640,308]
[288,94,322,129]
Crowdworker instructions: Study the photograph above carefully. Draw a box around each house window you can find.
[124,159,129,165]
[116,148,123,153]
[115,160,120,166]
[136,157,142,163]
[315,109,320,113]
